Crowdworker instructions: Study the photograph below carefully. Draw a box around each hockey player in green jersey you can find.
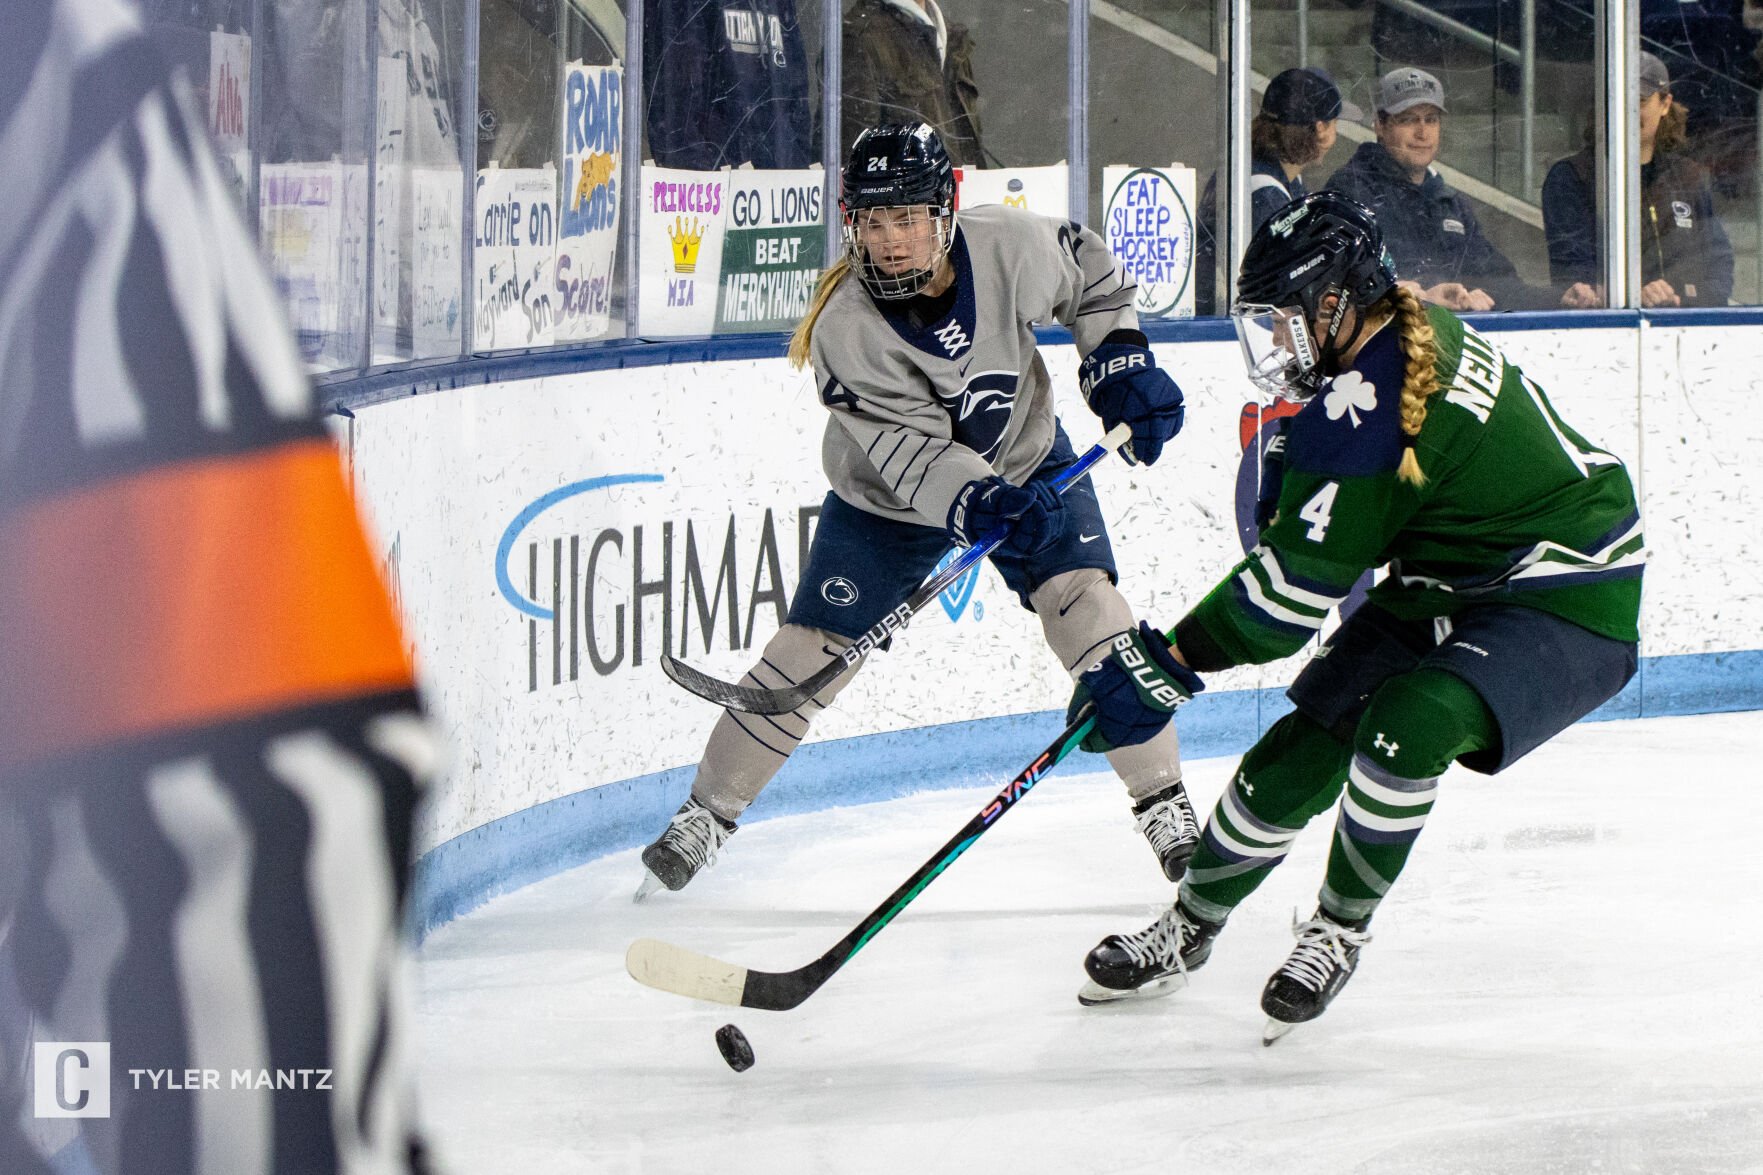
[1067,192,1643,1041]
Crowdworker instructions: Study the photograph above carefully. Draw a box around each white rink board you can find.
[347,322,1763,853]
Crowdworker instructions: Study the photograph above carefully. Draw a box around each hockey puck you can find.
[714,1023,755,1072]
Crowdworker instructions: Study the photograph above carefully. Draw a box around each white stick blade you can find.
[625,938,748,1007]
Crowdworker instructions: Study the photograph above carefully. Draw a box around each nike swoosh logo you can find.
[1078,533,1102,543]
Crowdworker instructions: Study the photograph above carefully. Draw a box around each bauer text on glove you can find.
[946,476,1066,559]
[1079,338,1185,467]
[1067,621,1205,752]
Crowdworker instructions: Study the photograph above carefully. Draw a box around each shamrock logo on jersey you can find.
[1323,370,1377,428]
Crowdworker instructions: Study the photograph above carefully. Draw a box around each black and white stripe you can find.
[8,700,432,1174]
[1,0,312,506]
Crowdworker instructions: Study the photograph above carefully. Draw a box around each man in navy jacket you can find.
[1327,68,1557,311]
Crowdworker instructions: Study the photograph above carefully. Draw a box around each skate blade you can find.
[633,871,666,903]
[1076,972,1188,1006]
[1261,1018,1298,1046]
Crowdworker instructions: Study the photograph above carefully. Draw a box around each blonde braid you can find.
[787,258,852,370]
[1388,285,1440,486]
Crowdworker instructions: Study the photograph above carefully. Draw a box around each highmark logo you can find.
[496,473,668,623]
[497,474,824,690]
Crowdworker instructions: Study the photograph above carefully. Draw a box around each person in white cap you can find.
[1326,67,1552,311]
[1542,50,1733,308]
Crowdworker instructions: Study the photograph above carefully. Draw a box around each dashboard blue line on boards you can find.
[1459,309,1638,332]
[325,306,1763,413]
[407,646,1763,940]
[1639,306,1763,328]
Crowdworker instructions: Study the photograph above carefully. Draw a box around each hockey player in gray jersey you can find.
[638,122,1196,896]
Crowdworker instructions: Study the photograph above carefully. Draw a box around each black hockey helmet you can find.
[840,122,957,299]
[1231,191,1398,400]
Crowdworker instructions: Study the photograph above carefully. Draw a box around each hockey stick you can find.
[625,705,1097,1010]
[658,422,1133,715]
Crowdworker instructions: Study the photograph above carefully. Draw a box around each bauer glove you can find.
[1067,621,1205,752]
[946,475,1066,558]
[1079,338,1185,467]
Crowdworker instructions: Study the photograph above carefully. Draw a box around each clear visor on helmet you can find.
[1231,302,1318,401]
[843,204,954,300]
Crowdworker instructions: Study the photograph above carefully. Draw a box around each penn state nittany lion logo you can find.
[938,370,1019,460]
[820,576,860,606]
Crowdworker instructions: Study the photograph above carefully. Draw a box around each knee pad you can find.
[1354,668,1496,780]
[1031,568,1135,675]
[751,623,860,709]
[1232,710,1355,827]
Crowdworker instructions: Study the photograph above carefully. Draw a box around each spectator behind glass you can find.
[1327,67,1554,311]
[1196,67,1359,314]
[646,0,815,169]
[1542,51,1734,308]
[842,0,984,166]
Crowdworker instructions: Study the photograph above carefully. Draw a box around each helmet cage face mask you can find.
[842,202,955,300]
[1233,303,1317,400]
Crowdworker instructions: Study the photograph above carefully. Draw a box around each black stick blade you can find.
[658,651,842,715]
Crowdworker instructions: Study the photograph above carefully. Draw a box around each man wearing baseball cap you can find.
[1542,50,1733,308]
[1326,67,1552,310]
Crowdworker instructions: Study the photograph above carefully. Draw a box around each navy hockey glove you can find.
[946,475,1066,558]
[1067,622,1205,752]
[1254,419,1290,533]
[1079,342,1185,467]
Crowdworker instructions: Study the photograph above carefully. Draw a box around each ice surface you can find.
[416,712,1763,1174]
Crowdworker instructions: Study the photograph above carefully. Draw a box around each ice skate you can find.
[1259,909,1372,1043]
[633,797,736,901]
[1132,780,1200,881]
[1078,900,1223,1005]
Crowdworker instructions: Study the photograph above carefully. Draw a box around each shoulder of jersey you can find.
[1285,336,1408,478]
[957,202,1048,237]
[810,270,882,354]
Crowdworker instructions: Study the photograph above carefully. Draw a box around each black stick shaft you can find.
[738,706,1096,1010]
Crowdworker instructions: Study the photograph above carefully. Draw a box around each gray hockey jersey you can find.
[809,203,1138,529]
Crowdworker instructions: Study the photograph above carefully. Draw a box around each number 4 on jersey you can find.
[1298,481,1339,541]
[820,375,860,411]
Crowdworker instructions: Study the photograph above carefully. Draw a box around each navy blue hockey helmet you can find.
[1231,191,1398,400]
[841,122,957,299]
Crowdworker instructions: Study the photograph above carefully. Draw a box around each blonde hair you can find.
[1387,284,1439,486]
[787,258,853,370]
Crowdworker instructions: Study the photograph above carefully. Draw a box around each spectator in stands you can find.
[646,0,815,169]
[1197,67,1359,313]
[1543,51,1734,308]
[842,0,985,166]
[1326,67,1553,310]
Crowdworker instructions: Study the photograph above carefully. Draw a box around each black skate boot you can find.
[1078,900,1224,1005]
[1132,780,1200,882]
[634,797,736,901]
[1259,909,1372,1044]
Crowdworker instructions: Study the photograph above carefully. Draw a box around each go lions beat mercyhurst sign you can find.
[638,166,828,337]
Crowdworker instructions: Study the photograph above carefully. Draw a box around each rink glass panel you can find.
[1088,0,1226,317]
[258,0,372,373]
[375,0,468,363]
[120,0,1763,384]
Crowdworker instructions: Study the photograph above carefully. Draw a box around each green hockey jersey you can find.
[1177,305,1643,671]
